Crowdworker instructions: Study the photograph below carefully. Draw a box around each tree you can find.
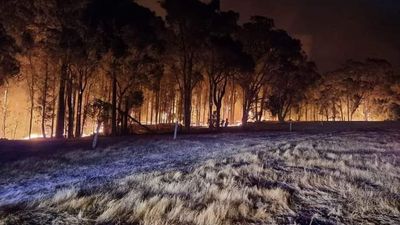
[322,59,393,121]
[266,60,319,122]
[0,24,20,85]
[85,0,163,136]
[66,31,100,138]
[356,59,393,121]
[0,24,20,138]
[204,36,252,128]
[40,0,88,139]
[238,17,276,124]
[35,57,57,138]
[238,17,316,124]
[200,10,251,128]
[20,31,39,139]
[1,0,78,138]
[161,0,219,131]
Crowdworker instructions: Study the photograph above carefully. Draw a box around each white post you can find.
[174,120,178,140]
[92,122,101,149]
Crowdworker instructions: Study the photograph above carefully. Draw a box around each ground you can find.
[0,122,399,225]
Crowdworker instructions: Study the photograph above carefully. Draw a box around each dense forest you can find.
[0,0,399,139]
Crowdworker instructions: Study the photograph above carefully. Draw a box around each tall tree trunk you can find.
[28,69,35,139]
[50,82,56,138]
[121,98,129,135]
[13,121,18,139]
[27,55,36,139]
[340,103,344,121]
[2,83,9,138]
[55,63,67,138]
[75,70,84,138]
[41,61,49,138]
[148,95,151,124]
[230,80,235,124]
[363,101,369,121]
[28,94,34,139]
[155,90,160,125]
[213,79,228,128]
[277,113,285,123]
[305,104,308,121]
[313,105,316,121]
[258,90,266,122]
[202,92,207,125]
[111,72,117,136]
[208,83,213,128]
[67,74,74,139]
[81,85,91,136]
[172,95,176,123]
[254,97,258,122]
[347,95,350,121]
[242,101,250,125]
[151,93,155,125]
[183,88,192,131]
[216,103,222,128]
[241,88,251,125]
[75,90,83,138]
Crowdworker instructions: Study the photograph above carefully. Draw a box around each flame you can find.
[22,133,44,140]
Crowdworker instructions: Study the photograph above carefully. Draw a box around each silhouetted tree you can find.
[201,10,251,128]
[266,60,319,122]
[238,17,316,124]
[85,0,163,136]
[0,23,19,138]
[0,24,20,85]
[161,0,219,131]
[320,59,393,121]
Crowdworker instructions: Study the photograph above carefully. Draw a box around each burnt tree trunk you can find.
[213,78,228,129]
[75,70,83,138]
[111,71,117,136]
[183,88,192,131]
[67,71,74,139]
[242,88,251,125]
[50,79,57,138]
[55,63,68,138]
[208,81,214,128]
[41,61,49,138]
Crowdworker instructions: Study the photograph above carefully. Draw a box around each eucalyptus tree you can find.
[204,35,252,128]
[0,24,20,85]
[85,0,164,135]
[320,58,394,121]
[161,0,220,131]
[0,24,19,138]
[266,60,319,122]
[238,16,319,123]
[237,17,285,124]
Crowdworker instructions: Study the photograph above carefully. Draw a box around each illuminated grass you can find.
[1,131,399,224]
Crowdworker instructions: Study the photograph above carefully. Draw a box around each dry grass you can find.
[1,131,400,225]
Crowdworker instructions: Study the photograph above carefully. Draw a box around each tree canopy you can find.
[0,0,398,139]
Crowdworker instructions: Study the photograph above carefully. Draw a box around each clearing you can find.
[0,122,399,224]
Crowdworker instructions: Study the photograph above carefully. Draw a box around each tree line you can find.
[0,0,399,139]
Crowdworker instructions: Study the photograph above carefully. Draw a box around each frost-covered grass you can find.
[1,131,400,224]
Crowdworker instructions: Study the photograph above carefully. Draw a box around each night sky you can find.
[138,0,400,72]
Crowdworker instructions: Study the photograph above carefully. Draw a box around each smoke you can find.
[138,0,400,72]
[222,0,400,71]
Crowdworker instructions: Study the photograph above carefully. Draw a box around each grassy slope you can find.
[1,130,400,224]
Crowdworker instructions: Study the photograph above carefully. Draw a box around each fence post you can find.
[92,122,101,149]
[174,120,178,140]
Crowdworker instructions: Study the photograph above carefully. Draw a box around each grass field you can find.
[0,122,399,224]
